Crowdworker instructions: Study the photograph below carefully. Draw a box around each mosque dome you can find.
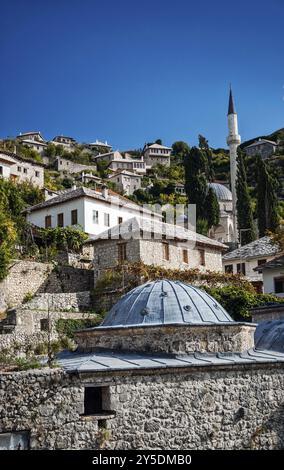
[101,279,233,328]
[208,183,232,201]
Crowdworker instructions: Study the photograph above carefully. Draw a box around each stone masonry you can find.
[0,363,284,449]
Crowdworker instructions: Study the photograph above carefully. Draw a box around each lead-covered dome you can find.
[208,182,232,201]
[101,280,233,327]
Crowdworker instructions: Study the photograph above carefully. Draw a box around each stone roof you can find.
[108,170,142,178]
[23,187,157,216]
[223,236,279,262]
[101,280,233,328]
[146,143,172,150]
[245,139,277,149]
[208,182,232,201]
[254,254,284,272]
[91,216,227,249]
[58,348,284,373]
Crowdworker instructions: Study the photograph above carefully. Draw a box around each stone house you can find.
[222,237,280,292]
[54,156,97,174]
[0,150,45,188]
[87,140,112,153]
[143,143,172,168]
[108,170,142,195]
[90,217,226,283]
[52,135,76,151]
[1,279,284,450]
[244,138,278,159]
[93,151,146,175]
[25,186,161,236]
[17,131,47,155]
[254,254,284,297]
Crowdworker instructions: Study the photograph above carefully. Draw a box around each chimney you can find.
[102,185,108,198]
[72,184,77,190]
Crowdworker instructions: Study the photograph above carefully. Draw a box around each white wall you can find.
[10,161,44,188]
[223,256,276,283]
[0,163,12,178]
[263,268,284,297]
[27,198,85,229]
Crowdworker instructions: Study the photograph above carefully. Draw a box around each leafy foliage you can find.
[39,226,88,253]
[236,151,256,245]
[56,318,102,338]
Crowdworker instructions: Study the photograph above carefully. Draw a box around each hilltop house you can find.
[24,186,161,236]
[143,143,172,168]
[93,151,146,174]
[17,132,47,155]
[88,216,226,282]
[0,150,45,188]
[222,236,280,291]
[52,135,76,152]
[87,140,112,153]
[54,156,97,175]
[108,170,142,195]
[244,138,278,159]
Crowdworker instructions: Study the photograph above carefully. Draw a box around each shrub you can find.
[23,292,34,303]
[56,318,102,338]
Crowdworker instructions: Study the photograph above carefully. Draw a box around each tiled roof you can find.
[92,216,227,249]
[57,348,284,374]
[223,236,279,261]
[23,187,156,215]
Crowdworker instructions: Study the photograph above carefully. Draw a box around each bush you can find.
[205,285,284,321]
[56,318,102,338]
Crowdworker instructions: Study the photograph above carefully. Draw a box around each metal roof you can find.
[100,280,233,328]
[223,236,279,261]
[228,88,236,115]
[208,183,232,201]
[255,320,284,353]
[57,348,284,374]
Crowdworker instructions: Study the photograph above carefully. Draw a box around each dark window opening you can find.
[274,277,284,294]
[57,213,64,227]
[45,215,52,228]
[225,264,233,274]
[199,249,205,266]
[0,166,3,175]
[257,259,267,266]
[40,319,49,331]
[0,431,30,450]
[83,386,110,416]
[237,263,246,275]
[71,209,78,225]
[182,249,188,264]
[118,217,123,224]
[118,243,127,263]
[163,242,170,261]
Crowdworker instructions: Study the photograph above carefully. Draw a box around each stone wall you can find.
[251,304,284,323]
[0,260,93,310]
[0,363,284,449]
[75,323,255,354]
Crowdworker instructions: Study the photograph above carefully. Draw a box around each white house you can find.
[254,255,284,297]
[93,151,146,175]
[17,132,47,155]
[24,186,162,236]
[52,136,76,153]
[0,150,45,188]
[87,140,112,153]
[108,170,142,195]
[222,236,280,291]
[143,143,172,168]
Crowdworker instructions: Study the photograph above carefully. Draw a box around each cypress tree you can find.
[236,152,256,245]
[205,187,220,228]
[256,156,279,237]
[184,146,208,221]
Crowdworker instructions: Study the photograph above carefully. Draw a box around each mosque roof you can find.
[100,279,233,328]
[208,182,232,201]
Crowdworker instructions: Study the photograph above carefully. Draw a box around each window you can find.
[57,213,64,227]
[23,168,27,174]
[45,215,52,228]
[182,249,188,264]
[118,243,127,262]
[274,277,284,294]
[104,213,110,227]
[17,166,21,172]
[71,209,78,225]
[93,210,99,224]
[35,171,40,177]
[225,264,233,274]
[0,166,2,175]
[257,259,267,266]
[83,386,111,416]
[199,249,205,266]
[163,242,170,261]
[237,263,246,275]
[118,217,123,224]
[40,319,49,331]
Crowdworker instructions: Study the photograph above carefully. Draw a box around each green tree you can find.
[171,141,190,163]
[236,152,256,245]
[184,146,208,222]
[256,156,279,236]
[205,187,220,228]
[198,134,214,182]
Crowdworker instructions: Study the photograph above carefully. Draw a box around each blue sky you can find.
[0,0,283,149]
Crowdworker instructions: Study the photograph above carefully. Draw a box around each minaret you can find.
[226,87,241,243]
